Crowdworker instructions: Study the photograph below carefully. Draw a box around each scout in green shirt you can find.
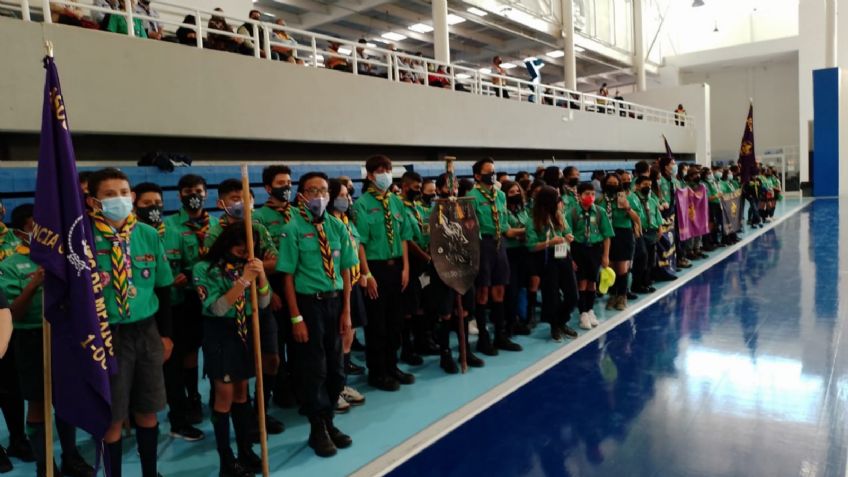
[0,200,20,262]
[253,165,295,252]
[561,166,581,216]
[503,180,533,339]
[192,220,270,476]
[276,172,355,457]
[85,168,173,476]
[568,183,613,330]
[504,184,529,250]
[467,157,523,354]
[352,155,413,391]
[596,173,642,311]
[524,186,578,341]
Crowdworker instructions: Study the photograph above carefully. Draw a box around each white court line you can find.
[351,199,813,477]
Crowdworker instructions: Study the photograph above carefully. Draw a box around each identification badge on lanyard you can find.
[554,242,568,259]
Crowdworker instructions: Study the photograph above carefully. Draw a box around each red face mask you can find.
[580,196,594,207]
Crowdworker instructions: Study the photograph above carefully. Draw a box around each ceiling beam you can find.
[297,0,395,29]
[270,0,329,15]
[373,4,507,48]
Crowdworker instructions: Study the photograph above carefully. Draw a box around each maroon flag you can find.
[30,56,114,441]
[675,184,709,241]
[737,103,756,185]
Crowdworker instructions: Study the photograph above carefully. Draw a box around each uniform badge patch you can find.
[303,233,315,239]
[101,272,111,286]
[141,268,151,279]
[333,250,340,258]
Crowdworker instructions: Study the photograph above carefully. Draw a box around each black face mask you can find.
[640,187,651,195]
[181,193,205,212]
[225,252,247,267]
[566,177,579,188]
[422,193,436,205]
[270,186,291,202]
[438,191,452,199]
[405,189,421,202]
[136,205,164,226]
[622,182,631,190]
[507,195,523,208]
[480,173,495,186]
[604,185,620,195]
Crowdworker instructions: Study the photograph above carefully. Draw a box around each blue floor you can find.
[391,198,848,477]
[0,198,818,476]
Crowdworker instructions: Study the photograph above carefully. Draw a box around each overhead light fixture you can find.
[478,67,492,74]
[692,0,705,6]
[467,7,487,16]
[446,13,466,25]
[546,50,565,58]
[408,23,434,33]
[372,38,391,44]
[500,62,517,69]
[381,32,407,41]
[456,73,471,79]
[338,47,351,55]
[366,42,377,48]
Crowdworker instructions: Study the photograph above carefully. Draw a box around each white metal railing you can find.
[4,0,694,128]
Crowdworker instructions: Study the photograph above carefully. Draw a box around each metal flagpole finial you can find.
[44,40,54,58]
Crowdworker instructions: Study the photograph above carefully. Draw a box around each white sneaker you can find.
[469,320,479,335]
[336,395,351,413]
[588,310,599,327]
[579,312,592,330]
[341,386,365,406]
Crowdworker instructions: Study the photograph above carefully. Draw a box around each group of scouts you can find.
[0,154,780,477]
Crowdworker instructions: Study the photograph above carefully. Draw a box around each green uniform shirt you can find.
[632,191,662,230]
[164,208,220,272]
[92,221,174,325]
[353,191,412,260]
[505,207,530,249]
[567,205,614,245]
[0,228,20,263]
[525,218,572,250]
[205,216,278,260]
[402,201,430,251]
[561,190,579,216]
[719,179,734,194]
[595,193,633,229]
[160,224,188,305]
[276,212,357,294]
[0,251,42,330]
[466,185,509,237]
[253,204,293,251]
[193,260,258,318]
[705,179,721,203]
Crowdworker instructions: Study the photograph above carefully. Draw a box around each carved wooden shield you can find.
[429,197,480,295]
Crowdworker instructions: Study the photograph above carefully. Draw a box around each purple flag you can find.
[30,56,114,440]
[675,184,709,241]
[737,103,756,185]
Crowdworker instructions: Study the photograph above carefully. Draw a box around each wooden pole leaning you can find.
[240,164,270,477]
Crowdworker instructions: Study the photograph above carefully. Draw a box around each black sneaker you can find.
[400,349,423,366]
[550,325,562,342]
[323,416,352,449]
[440,352,458,374]
[512,322,532,336]
[465,352,485,368]
[265,414,285,435]
[61,452,94,477]
[390,367,415,385]
[237,449,262,474]
[344,360,365,376]
[476,335,498,356]
[170,424,205,442]
[0,446,11,473]
[560,325,578,338]
[495,337,522,352]
[626,292,638,300]
[187,394,203,425]
[7,438,34,463]
[308,417,337,458]
[367,375,400,392]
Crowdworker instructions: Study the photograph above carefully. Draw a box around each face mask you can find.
[422,193,436,206]
[374,172,393,191]
[670,164,678,175]
[99,197,133,222]
[604,185,619,195]
[270,186,291,203]
[507,195,522,207]
[225,252,247,266]
[728,174,734,180]
[332,197,350,213]
[181,193,205,212]
[622,182,631,190]
[438,191,451,199]
[640,187,651,195]
[480,173,495,186]
[136,205,164,226]
[566,177,579,188]
[580,195,594,208]
[307,197,329,219]
[225,201,245,219]
[405,189,421,202]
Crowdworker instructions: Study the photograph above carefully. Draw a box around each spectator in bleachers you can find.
[92,0,117,27]
[176,14,199,45]
[492,56,509,99]
[104,0,147,38]
[135,0,162,40]
[207,8,242,52]
[355,39,373,76]
[412,53,427,84]
[597,82,609,113]
[272,19,302,64]
[238,10,274,58]
[325,41,352,72]
[50,1,86,27]
[675,104,686,126]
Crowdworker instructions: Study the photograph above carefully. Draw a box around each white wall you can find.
[624,84,711,165]
[679,56,799,166]
[0,17,695,156]
[798,0,825,184]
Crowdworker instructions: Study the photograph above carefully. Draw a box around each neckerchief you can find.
[340,214,361,283]
[15,241,29,256]
[184,210,211,257]
[222,261,248,345]
[91,211,137,321]
[267,200,291,223]
[402,198,423,230]
[638,192,653,229]
[602,194,615,221]
[156,221,165,237]
[475,184,501,243]
[299,203,335,281]
[573,206,593,242]
[366,184,395,249]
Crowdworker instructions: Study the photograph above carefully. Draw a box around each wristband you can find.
[258,283,270,294]
[290,315,304,324]
[364,272,373,280]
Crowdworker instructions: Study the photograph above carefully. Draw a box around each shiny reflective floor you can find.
[391,199,848,477]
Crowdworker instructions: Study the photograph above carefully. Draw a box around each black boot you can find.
[461,318,484,368]
[439,350,458,374]
[475,306,497,356]
[492,302,522,352]
[323,413,352,449]
[526,291,538,327]
[400,319,423,366]
[308,416,337,457]
[231,403,261,474]
[344,353,365,376]
[213,411,250,477]
[0,446,11,473]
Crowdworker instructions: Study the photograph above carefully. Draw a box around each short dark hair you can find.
[88,168,130,197]
[435,173,449,190]
[177,174,207,192]
[132,182,163,205]
[577,182,595,194]
[634,176,652,186]
[472,157,494,175]
[217,178,243,197]
[78,171,93,185]
[10,204,33,230]
[296,172,330,200]
[634,161,650,174]
[401,171,422,186]
[496,172,508,179]
[262,165,292,187]
[365,155,392,173]
[563,166,578,178]
[458,178,474,197]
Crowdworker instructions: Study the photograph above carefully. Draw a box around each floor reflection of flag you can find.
[679,281,711,339]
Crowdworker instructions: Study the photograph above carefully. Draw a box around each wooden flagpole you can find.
[240,165,270,477]
[43,39,55,477]
[444,156,467,373]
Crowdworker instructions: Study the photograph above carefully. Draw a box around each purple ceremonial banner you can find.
[738,103,756,185]
[675,185,709,241]
[30,56,114,440]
